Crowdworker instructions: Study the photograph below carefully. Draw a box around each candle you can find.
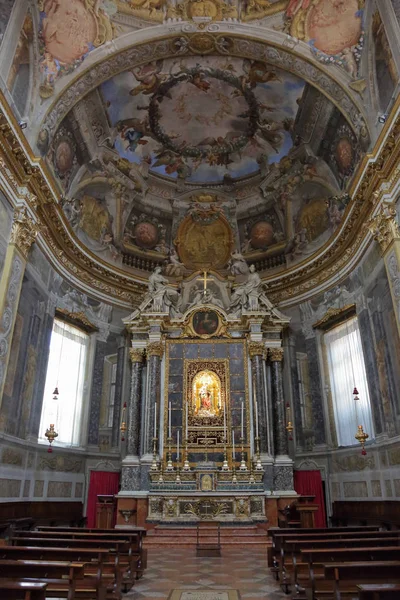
[255,401,259,438]
[232,430,235,459]
[241,400,244,439]
[154,402,157,438]
[168,402,172,438]
[177,429,180,461]
[223,402,227,441]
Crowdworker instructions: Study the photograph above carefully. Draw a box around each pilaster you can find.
[87,335,108,447]
[0,208,37,410]
[111,335,127,449]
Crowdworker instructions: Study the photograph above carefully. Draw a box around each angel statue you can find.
[147,266,182,316]
[229,264,262,315]
[228,250,249,276]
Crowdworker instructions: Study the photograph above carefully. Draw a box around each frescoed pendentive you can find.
[101,56,305,183]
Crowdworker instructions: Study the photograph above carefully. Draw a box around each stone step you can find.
[144,538,270,547]
[148,528,265,537]
[144,524,270,548]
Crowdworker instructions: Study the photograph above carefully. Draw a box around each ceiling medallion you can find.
[167,0,238,25]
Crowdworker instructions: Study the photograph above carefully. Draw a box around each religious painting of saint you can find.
[192,370,222,418]
[192,310,219,336]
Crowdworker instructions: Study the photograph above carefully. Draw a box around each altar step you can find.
[144,525,270,548]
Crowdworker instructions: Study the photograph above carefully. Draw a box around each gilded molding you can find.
[129,348,145,363]
[55,307,98,333]
[312,304,356,332]
[248,341,266,359]
[367,202,400,254]
[147,341,164,358]
[10,208,38,259]
[268,347,284,362]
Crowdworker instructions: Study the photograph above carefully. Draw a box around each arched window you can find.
[39,318,89,447]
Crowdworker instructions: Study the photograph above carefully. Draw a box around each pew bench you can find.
[322,562,400,600]
[300,548,400,600]
[0,559,108,600]
[279,537,400,592]
[11,537,137,588]
[357,583,400,599]
[16,530,147,577]
[0,578,47,600]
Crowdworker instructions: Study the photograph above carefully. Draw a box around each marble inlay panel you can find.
[0,478,21,497]
[75,482,83,498]
[385,479,393,497]
[47,481,72,498]
[34,479,44,497]
[343,481,368,498]
[393,479,400,497]
[371,480,382,497]
[23,479,30,497]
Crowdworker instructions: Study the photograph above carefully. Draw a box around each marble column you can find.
[127,347,145,457]
[144,341,163,456]
[0,208,37,410]
[87,337,108,446]
[269,347,288,457]
[248,341,268,455]
[111,336,127,449]
[286,334,304,449]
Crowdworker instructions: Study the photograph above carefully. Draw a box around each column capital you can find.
[10,208,38,259]
[268,347,284,362]
[129,348,145,363]
[147,341,164,358]
[367,202,400,254]
[248,341,266,359]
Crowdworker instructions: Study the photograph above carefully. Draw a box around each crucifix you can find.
[199,270,210,296]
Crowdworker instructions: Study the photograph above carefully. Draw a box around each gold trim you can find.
[55,308,98,333]
[147,341,164,358]
[129,348,145,363]
[313,304,356,332]
[367,202,400,254]
[10,207,38,259]
[268,347,284,362]
[248,341,266,359]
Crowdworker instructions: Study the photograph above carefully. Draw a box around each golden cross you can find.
[199,271,210,296]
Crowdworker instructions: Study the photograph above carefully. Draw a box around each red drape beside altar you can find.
[86,471,120,528]
[294,470,326,528]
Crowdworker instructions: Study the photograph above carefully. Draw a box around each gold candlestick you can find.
[166,437,174,471]
[239,436,248,471]
[151,437,158,471]
[232,464,237,484]
[254,436,263,471]
[221,442,229,471]
[183,438,191,471]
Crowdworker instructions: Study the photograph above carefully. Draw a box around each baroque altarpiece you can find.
[117,209,296,522]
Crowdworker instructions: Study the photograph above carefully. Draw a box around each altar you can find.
[116,261,297,526]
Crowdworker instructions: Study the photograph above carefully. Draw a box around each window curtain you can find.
[325,317,374,447]
[86,471,120,528]
[294,470,326,528]
[39,319,89,446]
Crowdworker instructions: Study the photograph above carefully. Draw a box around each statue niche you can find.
[193,370,222,418]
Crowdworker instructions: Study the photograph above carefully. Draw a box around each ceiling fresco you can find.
[101,57,305,183]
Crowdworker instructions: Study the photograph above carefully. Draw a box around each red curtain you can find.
[86,471,120,528]
[294,470,326,528]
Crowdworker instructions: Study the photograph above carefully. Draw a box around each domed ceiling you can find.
[5,0,395,304]
[102,57,304,183]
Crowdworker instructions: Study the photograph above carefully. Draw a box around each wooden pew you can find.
[0,560,104,600]
[0,579,47,600]
[0,546,113,597]
[301,547,400,600]
[324,562,400,600]
[31,528,147,578]
[358,583,400,599]
[16,530,147,575]
[281,537,400,593]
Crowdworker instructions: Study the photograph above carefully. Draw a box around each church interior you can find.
[1,0,400,598]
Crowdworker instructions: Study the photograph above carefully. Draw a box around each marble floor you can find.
[126,549,287,600]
